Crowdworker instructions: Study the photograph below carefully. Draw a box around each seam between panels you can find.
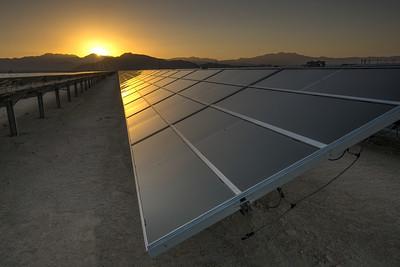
[131,69,328,149]
[158,85,327,149]
[250,85,400,106]
[126,68,286,147]
[176,68,282,85]
[136,86,242,196]
[133,69,282,122]
[123,69,227,119]
[149,68,225,86]
[143,69,225,86]
[159,68,328,149]
[299,69,343,91]
[147,69,329,149]
[150,69,284,102]
[170,69,197,79]
[210,105,326,148]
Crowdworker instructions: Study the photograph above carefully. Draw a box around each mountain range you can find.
[0,53,197,73]
[1,52,399,72]
[174,52,400,67]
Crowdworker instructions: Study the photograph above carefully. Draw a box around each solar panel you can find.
[134,82,152,91]
[132,128,235,244]
[144,76,165,83]
[143,88,173,105]
[126,108,166,144]
[153,77,177,87]
[163,79,198,93]
[175,108,317,191]
[160,70,179,77]
[305,68,400,102]
[183,69,221,80]
[122,92,141,105]
[124,98,149,117]
[137,84,159,96]
[153,70,169,76]
[180,82,242,104]
[118,67,400,256]
[153,94,204,124]
[253,68,400,104]
[254,69,337,90]
[170,70,195,78]
[205,69,278,86]
[217,88,394,144]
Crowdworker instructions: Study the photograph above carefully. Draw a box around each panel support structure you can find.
[74,82,78,97]
[37,92,45,119]
[6,100,18,136]
[66,85,71,102]
[55,88,61,108]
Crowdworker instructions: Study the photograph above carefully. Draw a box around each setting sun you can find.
[89,46,110,56]
[79,39,120,57]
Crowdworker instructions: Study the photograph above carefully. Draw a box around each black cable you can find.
[241,146,363,240]
[294,146,362,206]
[328,149,348,161]
[262,188,284,209]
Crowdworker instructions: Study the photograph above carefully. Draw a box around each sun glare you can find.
[89,46,110,56]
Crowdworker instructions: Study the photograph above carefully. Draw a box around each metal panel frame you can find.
[146,104,400,256]
[118,68,400,256]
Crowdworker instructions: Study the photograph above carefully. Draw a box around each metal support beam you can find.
[85,80,88,91]
[80,81,84,93]
[74,82,78,97]
[6,100,18,136]
[37,92,45,118]
[67,85,71,102]
[55,88,61,108]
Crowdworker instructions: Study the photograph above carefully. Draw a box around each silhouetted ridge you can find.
[76,53,198,71]
[176,52,400,66]
[1,52,399,72]
[0,53,198,72]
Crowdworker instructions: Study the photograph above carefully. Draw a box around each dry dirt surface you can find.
[0,74,399,267]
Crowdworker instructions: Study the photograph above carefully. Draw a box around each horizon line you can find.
[1,51,400,61]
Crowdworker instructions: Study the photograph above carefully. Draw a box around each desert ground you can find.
[0,74,399,266]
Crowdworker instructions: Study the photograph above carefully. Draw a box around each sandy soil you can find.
[0,74,399,266]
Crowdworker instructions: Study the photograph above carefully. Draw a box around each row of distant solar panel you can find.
[119,67,400,256]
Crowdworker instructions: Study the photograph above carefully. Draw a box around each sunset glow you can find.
[0,1,399,59]
[77,37,122,57]
[89,46,110,56]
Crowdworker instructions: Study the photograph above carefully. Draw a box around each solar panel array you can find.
[118,67,400,256]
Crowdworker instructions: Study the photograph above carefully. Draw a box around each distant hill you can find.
[171,56,219,65]
[0,54,78,72]
[1,52,399,73]
[76,53,197,71]
[0,53,197,72]
[221,52,313,66]
[176,52,400,66]
[0,53,109,72]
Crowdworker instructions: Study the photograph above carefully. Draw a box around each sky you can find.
[1,0,400,59]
